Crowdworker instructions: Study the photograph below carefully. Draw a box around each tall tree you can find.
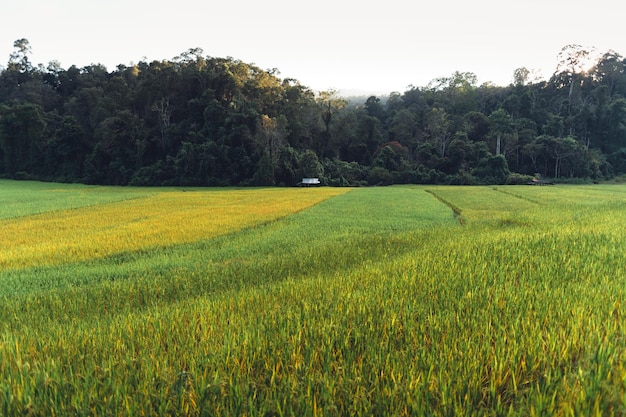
[315,90,345,157]
[0,103,46,176]
[513,67,531,86]
[554,44,595,111]
[253,114,287,185]
[489,109,512,155]
[8,38,33,73]
[424,107,451,157]
[537,135,579,178]
[592,51,626,98]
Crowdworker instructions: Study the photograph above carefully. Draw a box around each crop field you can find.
[0,181,625,416]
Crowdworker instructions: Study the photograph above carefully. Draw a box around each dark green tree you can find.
[0,103,46,176]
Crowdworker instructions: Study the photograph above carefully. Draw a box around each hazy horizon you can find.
[2,0,625,92]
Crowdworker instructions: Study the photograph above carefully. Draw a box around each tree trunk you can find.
[555,156,561,179]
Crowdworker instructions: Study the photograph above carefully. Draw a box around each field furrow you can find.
[1,182,625,416]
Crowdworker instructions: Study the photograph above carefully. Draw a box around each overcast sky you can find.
[1,0,625,94]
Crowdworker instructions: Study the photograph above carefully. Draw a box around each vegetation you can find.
[1,181,625,415]
[2,41,626,186]
[0,181,346,270]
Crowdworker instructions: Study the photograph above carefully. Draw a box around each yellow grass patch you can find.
[0,188,349,270]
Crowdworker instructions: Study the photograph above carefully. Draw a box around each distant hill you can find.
[338,88,390,98]
[337,89,391,106]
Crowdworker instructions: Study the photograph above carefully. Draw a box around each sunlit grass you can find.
[0,179,152,219]
[1,182,625,416]
[0,187,348,270]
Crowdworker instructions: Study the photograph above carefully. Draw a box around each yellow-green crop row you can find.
[1,183,625,416]
[0,187,349,270]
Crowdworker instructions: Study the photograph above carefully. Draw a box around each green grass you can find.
[1,182,625,416]
[0,179,152,219]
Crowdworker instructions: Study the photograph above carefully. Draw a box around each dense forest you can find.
[1,39,626,186]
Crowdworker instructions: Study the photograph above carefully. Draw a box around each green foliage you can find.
[2,41,626,185]
[608,147,626,174]
[323,158,367,186]
[366,166,393,185]
[505,172,534,185]
[473,154,510,184]
[0,103,47,175]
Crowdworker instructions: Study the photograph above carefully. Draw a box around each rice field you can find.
[0,181,625,416]
[0,183,347,270]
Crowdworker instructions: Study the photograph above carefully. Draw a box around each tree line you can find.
[1,40,626,186]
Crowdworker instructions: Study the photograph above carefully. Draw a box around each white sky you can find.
[1,0,625,94]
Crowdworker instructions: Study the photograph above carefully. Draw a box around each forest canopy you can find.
[1,40,625,186]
